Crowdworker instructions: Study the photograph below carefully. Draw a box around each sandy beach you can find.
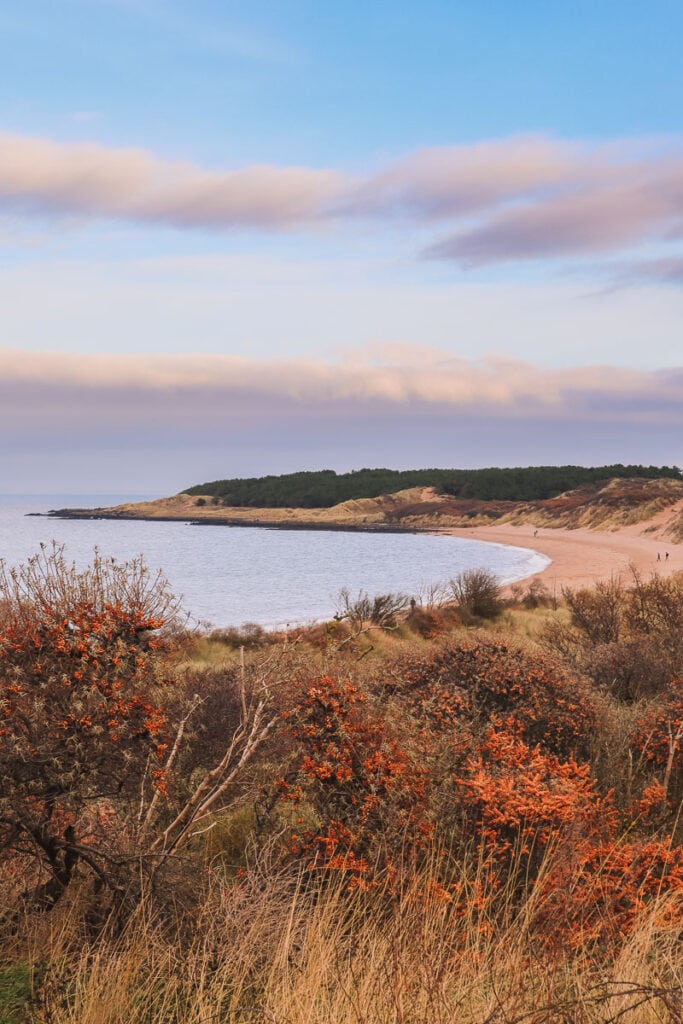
[48,486,683,596]
[447,513,682,594]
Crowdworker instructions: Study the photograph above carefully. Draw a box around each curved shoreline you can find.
[443,522,681,592]
[452,536,552,586]
[35,500,682,603]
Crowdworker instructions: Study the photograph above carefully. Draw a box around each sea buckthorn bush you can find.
[4,551,683,1006]
[380,639,600,760]
[0,546,181,910]
[629,677,683,826]
[277,636,683,953]
[277,675,431,889]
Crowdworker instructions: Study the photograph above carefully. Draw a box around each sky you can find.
[2,0,683,493]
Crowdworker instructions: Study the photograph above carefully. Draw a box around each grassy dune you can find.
[51,476,683,537]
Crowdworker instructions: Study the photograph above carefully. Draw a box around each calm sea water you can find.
[0,495,550,629]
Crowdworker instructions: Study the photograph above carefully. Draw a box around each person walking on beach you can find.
[657,552,661,561]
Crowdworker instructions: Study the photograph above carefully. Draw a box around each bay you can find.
[0,495,550,629]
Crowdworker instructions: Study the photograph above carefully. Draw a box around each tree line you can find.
[182,464,682,508]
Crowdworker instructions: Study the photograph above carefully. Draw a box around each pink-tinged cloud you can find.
[339,137,590,218]
[2,347,680,492]
[0,134,345,228]
[1,131,683,264]
[1,347,681,422]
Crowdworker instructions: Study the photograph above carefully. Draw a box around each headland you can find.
[44,471,683,593]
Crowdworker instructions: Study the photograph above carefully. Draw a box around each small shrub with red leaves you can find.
[0,546,181,911]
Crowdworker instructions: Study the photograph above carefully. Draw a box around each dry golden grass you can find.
[6,855,681,1024]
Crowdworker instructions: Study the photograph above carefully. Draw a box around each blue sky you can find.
[4,1,683,154]
[1,1,682,491]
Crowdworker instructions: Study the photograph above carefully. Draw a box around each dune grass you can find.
[5,855,682,1024]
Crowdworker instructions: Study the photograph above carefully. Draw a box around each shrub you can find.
[449,568,502,619]
[579,636,672,701]
[630,678,683,820]
[455,725,614,899]
[335,588,410,630]
[543,572,683,700]
[510,578,554,609]
[563,577,626,645]
[278,675,431,888]
[626,573,683,671]
[276,667,683,953]
[405,606,446,639]
[382,639,599,760]
[0,546,181,911]
[207,621,270,649]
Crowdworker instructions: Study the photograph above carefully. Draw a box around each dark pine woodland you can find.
[183,464,682,508]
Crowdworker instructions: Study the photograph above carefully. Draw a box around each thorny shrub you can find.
[0,546,181,911]
[380,639,600,760]
[277,640,683,953]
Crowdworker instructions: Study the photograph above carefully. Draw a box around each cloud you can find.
[425,179,683,264]
[1,346,681,424]
[340,137,591,219]
[606,256,683,288]
[2,346,680,492]
[1,131,683,266]
[0,134,345,228]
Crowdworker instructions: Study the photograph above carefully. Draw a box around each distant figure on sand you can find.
[534,529,538,537]
[658,552,661,561]
[666,552,670,561]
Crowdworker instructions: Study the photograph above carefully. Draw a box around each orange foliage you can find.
[279,641,683,955]
[380,640,599,759]
[631,678,683,813]
[0,549,179,909]
[280,675,429,886]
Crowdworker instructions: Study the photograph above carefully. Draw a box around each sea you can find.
[0,495,551,630]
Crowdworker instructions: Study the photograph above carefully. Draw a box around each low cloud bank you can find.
[3,347,680,491]
[2,347,682,427]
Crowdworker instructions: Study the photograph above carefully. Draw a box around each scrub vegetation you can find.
[2,546,683,1021]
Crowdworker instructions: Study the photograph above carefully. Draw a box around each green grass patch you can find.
[0,963,33,1024]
